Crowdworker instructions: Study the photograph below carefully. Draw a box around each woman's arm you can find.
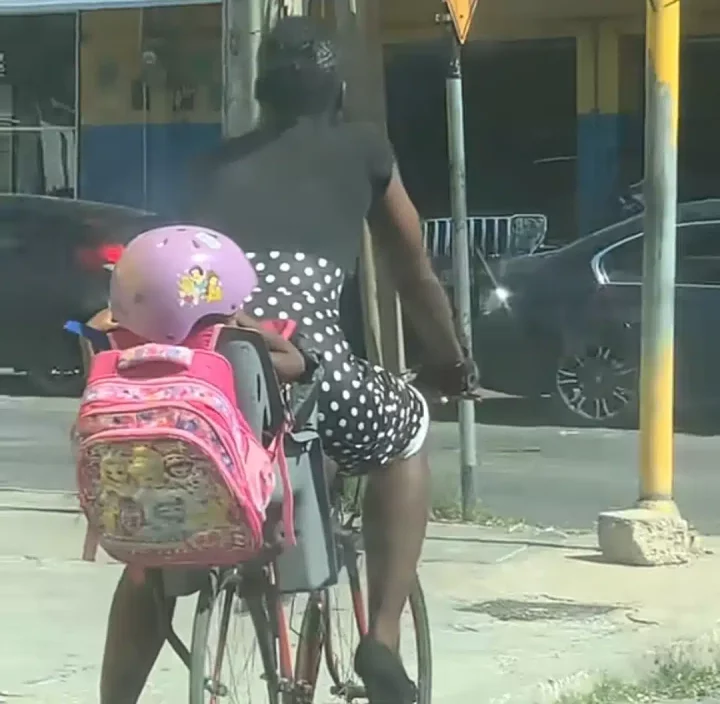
[369,166,465,368]
[77,308,117,373]
[231,311,306,383]
[358,123,465,374]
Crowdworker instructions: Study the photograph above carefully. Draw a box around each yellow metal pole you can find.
[638,0,681,512]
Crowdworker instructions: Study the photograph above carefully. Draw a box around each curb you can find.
[0,488,80,513]
[0,488,593,552]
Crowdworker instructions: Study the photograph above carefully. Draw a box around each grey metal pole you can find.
[446,33,477,520]
[222,0,263,138]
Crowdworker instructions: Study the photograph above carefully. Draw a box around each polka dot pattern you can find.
[244,251,426,472]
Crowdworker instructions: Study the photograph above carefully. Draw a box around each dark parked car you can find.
[0,195,160,395]
[476,199,720,425]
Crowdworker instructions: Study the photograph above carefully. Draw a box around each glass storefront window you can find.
[0,13,78,197]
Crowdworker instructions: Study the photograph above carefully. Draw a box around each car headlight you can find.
[481,286,511,315]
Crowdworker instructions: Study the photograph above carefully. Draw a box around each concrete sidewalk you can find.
[3,493,720,703]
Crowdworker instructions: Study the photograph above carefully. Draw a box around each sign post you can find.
[441,0,478,521]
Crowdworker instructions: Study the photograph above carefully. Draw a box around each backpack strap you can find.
[267,423,296,547]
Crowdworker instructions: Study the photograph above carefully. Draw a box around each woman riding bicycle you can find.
[99,17,476,704]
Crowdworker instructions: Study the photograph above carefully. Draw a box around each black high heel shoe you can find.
[354,636,419,704]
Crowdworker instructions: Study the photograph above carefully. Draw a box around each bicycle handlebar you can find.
[400,368,482,404]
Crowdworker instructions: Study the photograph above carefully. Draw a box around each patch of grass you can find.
[556,652,720,704]
[429,496,524,528]
[336,477,525,529]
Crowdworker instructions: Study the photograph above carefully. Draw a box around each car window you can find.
[677,222,720,285]
[599,234,643,282]
[600,221,720,286]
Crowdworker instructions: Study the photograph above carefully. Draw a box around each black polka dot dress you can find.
[244,251,429,473]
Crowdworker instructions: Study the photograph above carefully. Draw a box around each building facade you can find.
[0,0,221,215]
[1,0,719,237]
[382,0,720,239]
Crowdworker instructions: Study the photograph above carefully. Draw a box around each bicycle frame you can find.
[157,475,367,704]
[288,478,368,704]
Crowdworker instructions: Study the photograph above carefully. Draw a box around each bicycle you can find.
[154,330,432,704]
[70,319,433,703]
[173,473,432,704]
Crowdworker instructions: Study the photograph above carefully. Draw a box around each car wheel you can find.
[26,366,85,398]
[551,341,638,427]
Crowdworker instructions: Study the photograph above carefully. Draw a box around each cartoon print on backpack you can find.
[117,496,145,535]
[143,492,189,542]
[83,429,247,549]
[100,492,122,533]
[99,447,133,500]
[128,445,166,489]
[162,446,196,483]
[162,444,234,532]
[190,482,233,531]
[95,446,138,536]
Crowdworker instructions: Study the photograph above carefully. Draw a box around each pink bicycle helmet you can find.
[110,225,258,343]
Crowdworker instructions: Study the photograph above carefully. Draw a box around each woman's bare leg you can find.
[362,447,430,650]
[100,569,172,704]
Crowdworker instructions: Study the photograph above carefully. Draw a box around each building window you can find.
[0,13,77,197]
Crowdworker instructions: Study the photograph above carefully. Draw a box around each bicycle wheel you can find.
[298,550,432,704]
[189,572,280,704]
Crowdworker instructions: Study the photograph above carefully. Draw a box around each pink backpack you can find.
[74,323,295,569]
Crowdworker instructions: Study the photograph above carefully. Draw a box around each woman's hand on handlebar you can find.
[405,354,482,403]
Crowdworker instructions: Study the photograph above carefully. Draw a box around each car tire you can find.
[26,366,85,397]
[550,337,639,428]
[22,330,88,398]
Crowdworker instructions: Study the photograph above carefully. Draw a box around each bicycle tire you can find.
[325,572,431,704]
[189,577,280,704]
[297,567,431,704]
[292,591,327,704]
[406,574,433,704]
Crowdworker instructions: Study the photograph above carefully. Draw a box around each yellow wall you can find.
[78,1,720,130]
[379,0,720,44]
[80,5,221,127]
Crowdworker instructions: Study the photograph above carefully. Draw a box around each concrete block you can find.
[597,508,693,566]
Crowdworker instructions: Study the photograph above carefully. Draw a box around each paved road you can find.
[4,393,720,533]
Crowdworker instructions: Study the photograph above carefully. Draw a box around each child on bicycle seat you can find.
[85,225,307,384]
